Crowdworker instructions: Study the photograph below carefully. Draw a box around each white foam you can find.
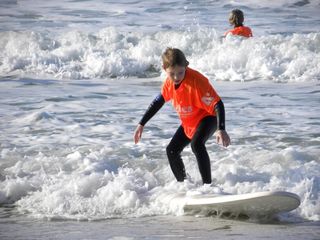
[1,29,319,82]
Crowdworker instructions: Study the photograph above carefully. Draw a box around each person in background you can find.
[224,9,253,38]
[133,48,230,185]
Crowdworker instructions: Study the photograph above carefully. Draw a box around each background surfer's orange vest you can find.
[225,26,253,38]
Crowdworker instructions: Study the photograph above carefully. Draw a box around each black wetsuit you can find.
[139,93,226,184]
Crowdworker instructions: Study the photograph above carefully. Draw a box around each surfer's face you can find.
[165,65,186,85]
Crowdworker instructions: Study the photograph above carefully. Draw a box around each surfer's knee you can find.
[191,141,205,154]
[166,145,176,158]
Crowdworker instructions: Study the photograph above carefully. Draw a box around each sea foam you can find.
[1,28,319,82]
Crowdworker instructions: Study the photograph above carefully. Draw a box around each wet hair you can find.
[229,9,244,27]
[161,48,189,69]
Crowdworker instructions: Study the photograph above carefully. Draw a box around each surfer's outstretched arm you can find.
[139,94,165,126]
[214,100,230,147]
[134,94,165,143]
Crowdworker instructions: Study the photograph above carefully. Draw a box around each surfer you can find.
[224,9,253,38]
[133,48,230,185]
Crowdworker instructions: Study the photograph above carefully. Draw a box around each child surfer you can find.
[224,9,253,38]
[133,48,230,185]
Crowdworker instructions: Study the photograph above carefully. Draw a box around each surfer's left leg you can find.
[191,116,217,184]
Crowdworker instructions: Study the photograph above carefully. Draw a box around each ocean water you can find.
[1,0,320,239]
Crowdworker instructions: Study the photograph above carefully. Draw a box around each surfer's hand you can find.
[134,124,144,144]
[216,130,230,147]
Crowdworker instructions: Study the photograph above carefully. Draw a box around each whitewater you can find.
[0,0,320,239]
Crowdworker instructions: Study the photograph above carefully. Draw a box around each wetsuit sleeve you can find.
[214,100,226,130]
[139,94,165,126]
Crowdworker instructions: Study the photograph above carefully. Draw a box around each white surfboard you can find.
[182,191,300,218]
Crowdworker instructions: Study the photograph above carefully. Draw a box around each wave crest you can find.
[1,27,319,82]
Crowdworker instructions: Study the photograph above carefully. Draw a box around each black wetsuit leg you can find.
[166,116,217,183]
[166,126,190,182]
[191,116,217,184]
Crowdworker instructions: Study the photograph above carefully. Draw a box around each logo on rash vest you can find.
[175,105,193,117]
[201,92,215,106]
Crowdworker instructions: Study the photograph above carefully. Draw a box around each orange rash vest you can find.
[224,26,253,38]
[161,67,221,139]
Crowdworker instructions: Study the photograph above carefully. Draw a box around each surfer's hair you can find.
[229,9,244,27]
[162,48,189,69]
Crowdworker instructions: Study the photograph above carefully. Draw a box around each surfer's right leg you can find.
[166,126,190,182]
